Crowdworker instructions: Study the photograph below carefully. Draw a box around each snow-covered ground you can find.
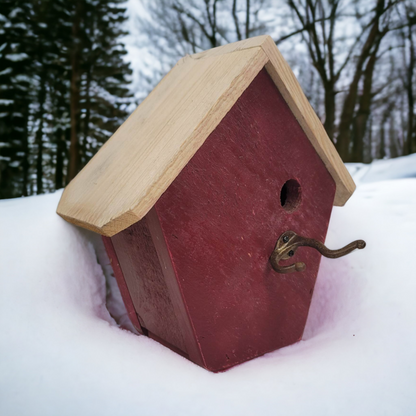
[1,155,416,416]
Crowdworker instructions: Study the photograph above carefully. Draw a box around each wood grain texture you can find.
[145,208,206,367]
[110,215,188,355]
[260,37,355,206]
[108,209,205,367]
[153,69,336,371]
[101,236,143,333]
[57,35,354,236]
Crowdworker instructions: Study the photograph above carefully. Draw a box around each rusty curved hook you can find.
[270,231,366,273]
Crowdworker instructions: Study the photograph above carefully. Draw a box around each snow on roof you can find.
[57,36,355,237]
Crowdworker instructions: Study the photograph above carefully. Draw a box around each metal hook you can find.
[270,231,366,274]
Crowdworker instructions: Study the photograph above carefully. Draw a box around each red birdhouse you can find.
[57,36,364,372]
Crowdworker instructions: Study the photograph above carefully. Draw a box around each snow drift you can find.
[1,156,416,416]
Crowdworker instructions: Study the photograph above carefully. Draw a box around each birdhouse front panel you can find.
[104,68,336,372]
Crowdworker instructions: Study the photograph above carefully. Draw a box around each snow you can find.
[1,156,416,416]
[0,66,12,75]
[0,98,13,105]
[347,153,416,184]
[5,53,29,62]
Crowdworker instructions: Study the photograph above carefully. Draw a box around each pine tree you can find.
[78,0,133,172]
[44,0,72,189]
[0,2,33,198]
[66,0,133,181]
[0,0,132,197]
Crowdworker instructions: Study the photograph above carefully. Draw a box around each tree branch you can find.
[232,0,242,40]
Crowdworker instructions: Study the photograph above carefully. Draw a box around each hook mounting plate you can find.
[270,231,366,274]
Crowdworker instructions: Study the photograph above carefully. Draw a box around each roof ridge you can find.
[57,37,354,236]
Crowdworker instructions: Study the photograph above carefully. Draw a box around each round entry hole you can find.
[280,179,301,212]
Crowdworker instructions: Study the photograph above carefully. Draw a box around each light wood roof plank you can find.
[57,36,355,236]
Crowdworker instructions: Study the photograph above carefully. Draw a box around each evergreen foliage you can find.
[0,1,33,197]
[0,0,132,198]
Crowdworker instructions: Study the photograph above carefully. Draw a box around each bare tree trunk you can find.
[336,0,386,161]
[323,82,336,140]
[365,115,373,163]
[35,76,47,195]
[389,114,398,158]
[378,106,392,159]
[55,128,66,189]
[352,49,379,162]
[21,102,29,196]
[245,0,250,38]
[205,0,219,47]
[232,0,242,40]
[284,0,342,141]
[82,65,92,168]
[379,121,386,159]
[67,0,83,183]
[404,14,415,155]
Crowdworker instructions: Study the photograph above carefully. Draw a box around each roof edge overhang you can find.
[57,35,355,237]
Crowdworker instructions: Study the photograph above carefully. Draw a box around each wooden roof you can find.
[57,35,355,237]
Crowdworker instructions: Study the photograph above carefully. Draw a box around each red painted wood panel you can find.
[145,208,205,367]
[102,236,143,333]
[153,68,336,371]
[110,217,188,354]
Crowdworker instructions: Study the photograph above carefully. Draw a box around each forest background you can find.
[0,0,414,199]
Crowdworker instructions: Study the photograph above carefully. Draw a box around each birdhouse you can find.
[57,36,365,372]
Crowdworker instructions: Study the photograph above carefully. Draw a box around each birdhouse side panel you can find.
[102,236,143,333]
[109,217,188,354]
[153,67,336,371]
